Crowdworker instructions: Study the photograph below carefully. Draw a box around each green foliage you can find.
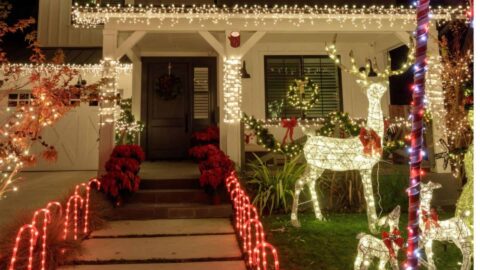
[247,154,305,215]
[375,168,409,213]
[115,98,144,145]
[262,212,463,270]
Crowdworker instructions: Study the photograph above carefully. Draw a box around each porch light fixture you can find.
[241,61,250,79]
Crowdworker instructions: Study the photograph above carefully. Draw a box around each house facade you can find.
[29,0,461,172]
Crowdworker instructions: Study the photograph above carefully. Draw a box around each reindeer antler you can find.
[325,34,368,81]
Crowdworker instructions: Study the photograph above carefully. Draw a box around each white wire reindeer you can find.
[291,38,414,232]
[419,182,473,270]
[354,206,403,270]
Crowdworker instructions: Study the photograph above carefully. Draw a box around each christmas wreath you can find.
[155,74,183,100]
[286,77,321,110]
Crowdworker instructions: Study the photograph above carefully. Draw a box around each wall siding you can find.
[38,0,102,47]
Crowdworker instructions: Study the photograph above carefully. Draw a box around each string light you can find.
[354,206,402,270]
[419,182,473,270]
[63,194,84,241]
[226,171,280,269]
[8,224,39,270]
[1,63,132,76]
[223,58,242,123]
[291,81,390,233]
[30,209,51,270]
[71,4,468,29]
[99,58,121,125]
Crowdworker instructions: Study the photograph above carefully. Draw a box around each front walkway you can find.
[60,162,246,270]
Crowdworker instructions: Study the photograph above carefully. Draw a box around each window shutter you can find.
[193,67,210,119]
[265,55,342,119]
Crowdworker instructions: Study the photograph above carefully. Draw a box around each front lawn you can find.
[262,212,465,270]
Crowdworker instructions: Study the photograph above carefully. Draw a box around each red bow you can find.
[281,117,297,144]
[422,208,440,231]
[359,128,382,156]
[382,228,404,259]
[245,133,253,144]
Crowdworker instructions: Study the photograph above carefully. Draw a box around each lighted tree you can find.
[0,2,104,198]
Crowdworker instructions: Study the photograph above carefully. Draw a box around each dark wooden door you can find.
[142,57,217,160]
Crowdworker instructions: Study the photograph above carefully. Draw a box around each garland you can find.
[243,112,406,156]
[242,114,303,157]
[286,77,321,110]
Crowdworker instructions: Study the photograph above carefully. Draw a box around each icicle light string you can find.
[72,4,468,29]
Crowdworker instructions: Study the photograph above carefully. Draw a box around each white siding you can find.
[38,0,102,47]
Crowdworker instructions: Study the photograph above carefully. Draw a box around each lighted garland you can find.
[286,78,321,111]
[243,114,302,157]
[316,111,363,137]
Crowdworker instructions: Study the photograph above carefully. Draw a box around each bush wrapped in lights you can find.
[100,145,145,204]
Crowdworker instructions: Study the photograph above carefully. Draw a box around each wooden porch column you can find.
[199,30,265,168]
[426,26,450,173]
[98,29,118,175]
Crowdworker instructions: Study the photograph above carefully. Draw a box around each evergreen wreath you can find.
[155,74,183,100]
[286,77,321,110]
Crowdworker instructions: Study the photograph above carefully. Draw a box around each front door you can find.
[142,57,217,160]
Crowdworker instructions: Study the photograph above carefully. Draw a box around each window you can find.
[8,92,32,107]
[264,55,342,119]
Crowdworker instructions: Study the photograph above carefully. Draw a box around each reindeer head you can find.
[420,181,442,207]
[378,205,401,231]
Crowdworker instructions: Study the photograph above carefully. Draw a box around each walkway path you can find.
[60,162,246,270]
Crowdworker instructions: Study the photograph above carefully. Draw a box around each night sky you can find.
[3,0,38,56]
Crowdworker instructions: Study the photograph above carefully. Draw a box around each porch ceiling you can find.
[134,32,404,55]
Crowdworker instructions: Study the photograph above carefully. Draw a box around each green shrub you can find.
[246,154,305,215]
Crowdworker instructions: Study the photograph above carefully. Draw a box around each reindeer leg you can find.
[354,252,364,270]
[378,258,387,270]
[307,170,324,221]
[291,166,311,227]
[359,169,378,233]
[425,239,436,270]
[458,241,473,270]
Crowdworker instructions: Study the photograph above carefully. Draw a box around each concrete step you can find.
[91,219,235,238]
[140,178,200,190]
[59,261,247,270]
[70,235,242,263]
[132,189,209,204]
[132,189,230,204]
[112,203,232,220]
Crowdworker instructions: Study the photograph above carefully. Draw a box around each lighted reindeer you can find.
[291,36,414,232]
[354,205,403,270]
[419,182,473,270]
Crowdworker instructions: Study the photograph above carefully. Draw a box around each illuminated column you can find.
[98,29,118,175]
[425,26,450,173]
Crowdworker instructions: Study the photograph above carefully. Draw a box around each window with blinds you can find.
[264,55,342,119]
[193,67,210,119]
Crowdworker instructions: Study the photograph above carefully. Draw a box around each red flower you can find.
[192,126,219,144]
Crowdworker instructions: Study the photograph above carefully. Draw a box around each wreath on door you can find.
[155,62,183,100]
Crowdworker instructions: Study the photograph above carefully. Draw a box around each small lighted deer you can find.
[354,205,403,270]
[419,182,473,270]
[291,37,414,232]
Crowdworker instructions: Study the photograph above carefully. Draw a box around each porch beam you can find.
[114,31,147,60]
[394,31,412,46]
[237,31,266,57]
[198,31,225,56]
[125,46,141,63]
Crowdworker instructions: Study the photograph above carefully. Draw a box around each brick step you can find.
[111,203,232,220]
[140,178,200,190]
[131,189,229,204]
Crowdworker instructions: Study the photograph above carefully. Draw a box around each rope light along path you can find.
[405,0,429,269]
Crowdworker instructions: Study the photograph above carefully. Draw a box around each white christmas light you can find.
[291,80,386,232]
[419,182,473,270]
[354,206,402,270]
[99,59,120,125]
[223,57,242,123]
[0,63,132,76]
[71,4,468,29]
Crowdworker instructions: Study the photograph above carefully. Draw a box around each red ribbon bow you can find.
[422,208,441,231]
[359,128,382,156]
[281,117,297,144]
[382,228,404,259]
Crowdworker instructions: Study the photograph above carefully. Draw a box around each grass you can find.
[262,211,465,270]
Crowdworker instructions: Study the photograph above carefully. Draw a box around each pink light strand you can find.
[64,194,84,240]
[8,224,39,270]
[31,209,51,270]
[84,178,101,234]
[253,242,280,270]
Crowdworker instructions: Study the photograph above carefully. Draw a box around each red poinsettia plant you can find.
[101,145,145,204]
[189,126,233,198]
[191,125,219,146]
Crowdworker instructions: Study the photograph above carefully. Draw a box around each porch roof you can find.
[72,4,468,31]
